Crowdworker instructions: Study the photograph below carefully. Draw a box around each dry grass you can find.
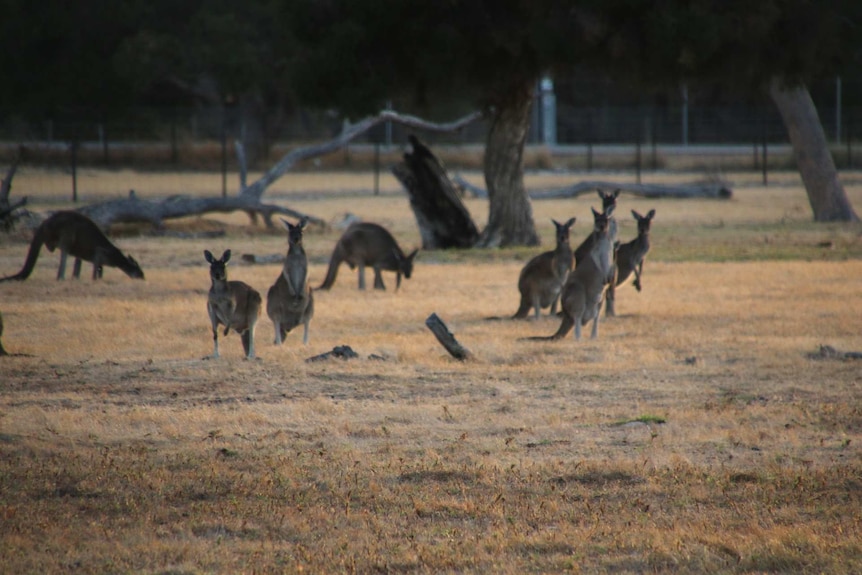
[1,170,861,574]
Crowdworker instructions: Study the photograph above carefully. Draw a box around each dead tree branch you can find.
[425,313,472,361]
[453,174,733,200]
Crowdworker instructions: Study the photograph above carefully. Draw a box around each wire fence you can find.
[2,99,861,204]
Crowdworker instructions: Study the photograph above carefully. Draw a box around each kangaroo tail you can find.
[519,315,574,341]
[0,224,46,282]
[316,251,341,290]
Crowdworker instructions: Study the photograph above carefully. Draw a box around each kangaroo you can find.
[0,211,144,282]
[512,217,576,319]
[204,249,261,360]
[527,208,613,341]
[573,189,619,270]
[267,217,314,345]
[317,222,418,291]
[605,209,655,317]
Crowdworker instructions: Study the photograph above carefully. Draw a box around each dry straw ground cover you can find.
[1,169,861,574]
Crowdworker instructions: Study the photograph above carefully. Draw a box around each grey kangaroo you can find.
[512,217,576,319]
[574,189,619,270]
[527,208,613,341]
[605,209,655,317]
[204,249,261,360]
[318,222,418,291]
[267,217,314,345]
[0,211,144,282]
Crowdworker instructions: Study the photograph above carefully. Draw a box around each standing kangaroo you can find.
[204,249,261,360]
[528,208,613,341]
[317,222,418,291]
[574,189,619,269]
[606,209,655,317]
[267,217,314,345]
[0,211,144,282]
[512,217,576,319]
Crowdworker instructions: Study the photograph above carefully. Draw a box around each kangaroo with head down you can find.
[605,209,655,317]
[527,207,613,341]
[267,217,314,345]
[512,217,576,320]
[0,211,144,282]
[204,249,261,360]
[317,222,417,291]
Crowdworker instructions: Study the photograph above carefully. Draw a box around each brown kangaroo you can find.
[605,209,655,317]
[267,217,314,345]
[0,211,144,282]
[574,189,619,269]
[317,222,418,291]
[512,217,576,319]
[528,208,613,341]
[204,249,261,360]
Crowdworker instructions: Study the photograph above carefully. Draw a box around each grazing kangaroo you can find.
[317,222,418,291]
[512,217,576,319]
[267,217,314,345]
[606,209,655,317]
[528,208,613,341]
[204,249,261,360]
[574,189,619,269]
[0,211,144,282]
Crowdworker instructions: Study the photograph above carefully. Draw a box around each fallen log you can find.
[453,174,733,200]
[76,189,325,230]
[425,313,472,361]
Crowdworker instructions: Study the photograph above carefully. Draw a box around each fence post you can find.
[221,109,228,198]
[374,142,380,196]
[70,139,79,203]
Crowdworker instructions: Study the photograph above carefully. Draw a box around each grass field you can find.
[1,168,861,574]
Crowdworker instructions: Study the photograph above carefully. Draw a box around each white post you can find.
[540,76,557,146]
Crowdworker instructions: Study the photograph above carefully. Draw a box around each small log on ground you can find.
[306,345,360,363]
[425,313,472,360]
[452,175,733,200]
[392,135,480,249]
[807,344,862,360]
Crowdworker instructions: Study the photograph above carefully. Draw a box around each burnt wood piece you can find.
[392,135,480,250]
[425,313,472,361]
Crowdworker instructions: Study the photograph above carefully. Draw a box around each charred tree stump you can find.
[425,313,472,361]
[392,135,479,249]
[0,159,28,232]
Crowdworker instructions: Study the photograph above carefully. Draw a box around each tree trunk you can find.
[391,135,479,249]
[769,79,859,222]
[475,83,540,247]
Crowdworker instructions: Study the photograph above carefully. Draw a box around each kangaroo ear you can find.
[565,217,576,228]
[612,189,620,198]
[407,249,419,261]
[631,210,642,220]
[281,218,292,230]
[591,207,600,218]
[222,249,231,263]
[299,216,309,229]
[647,209,656,219]
[204,250,214,263]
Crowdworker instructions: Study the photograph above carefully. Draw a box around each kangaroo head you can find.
[598,189,620,213]
[124,255,145,279]
[395,248,419,279]
[282,217,308,248]
[591,207,611,234]
[552,217,576,245]
[204,249,231,282]
[632,209,656,235]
